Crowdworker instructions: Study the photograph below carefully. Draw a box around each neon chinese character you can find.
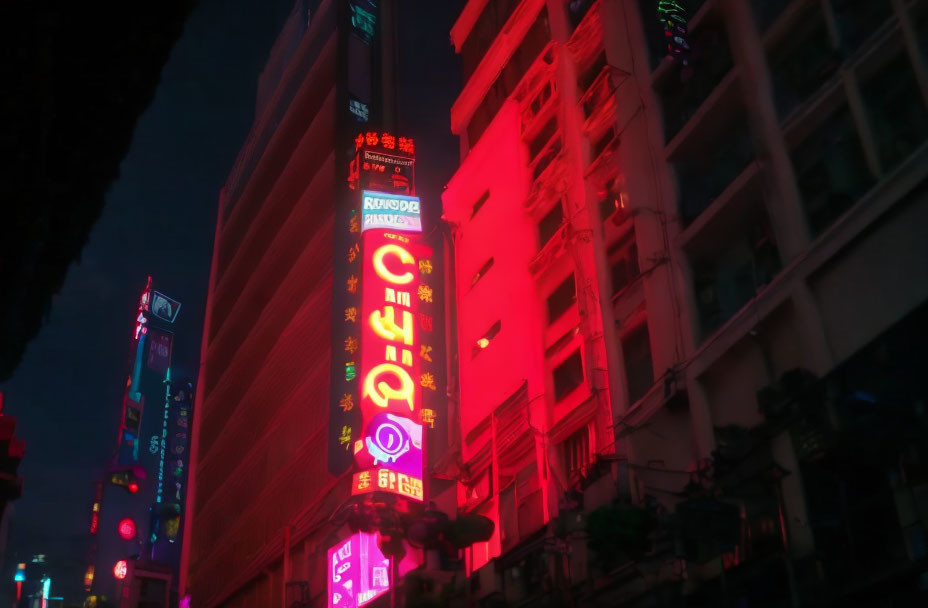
[345,336,359,355]
[347,246,358,263]
[398,137,415,154]
[346,362,357,381]
[381,133,396,149]
[365,131,379,146]
[419,314,433,332]
[345,306,358,323]
[338,425,352,447]
[355,133,365,149]
[420,408,436,428]
[339,393,355,412]
[347,275,359,293]
[419,259,432,274]
[357,471,371,490]
[420,345,432,362]
[417,285,433,302]
[420,372,436,391]
[349,214,361,233]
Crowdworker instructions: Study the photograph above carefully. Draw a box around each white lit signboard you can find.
[361,191,421,233]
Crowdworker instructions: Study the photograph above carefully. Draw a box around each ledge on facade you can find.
[579,64,622,137]
[663,66,742,162]
[524,152,570,213]
[566,0,602,65]
[528,223,569,276]
[615,370,686,438]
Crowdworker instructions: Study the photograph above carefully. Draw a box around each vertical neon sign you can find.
[327,532,391,608]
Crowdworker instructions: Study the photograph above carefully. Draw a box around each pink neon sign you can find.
[327,532,391,608]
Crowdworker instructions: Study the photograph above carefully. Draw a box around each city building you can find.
[179,2,449,607]
[442,0,928,605]
[0,393,25,571]
[86,277,191,608]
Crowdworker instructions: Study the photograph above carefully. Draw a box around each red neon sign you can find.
[351,230,431,502]
[117,518,137,540]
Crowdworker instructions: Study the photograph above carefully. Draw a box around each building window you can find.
[546,274,576,323]
[622,322,654,404]
[692,215,781,336]
[537,203,564,249]
[608,234,640,296]
[472,321,502,358]
[656,19,734,141]
[674,107,754,225]
[553,349,584,401]
[832,0,893,51]
[471,257,494,288]
[461,0,520,82]
[579,50,607,93]
[471,190,490,219]
[528,116,558,163]
[562,425,591,479]
[860,50,928,174]
[790,103,875,235]
[767,3,840,120]
[466,8,551,148]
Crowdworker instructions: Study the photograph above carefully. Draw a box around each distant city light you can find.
[128,482,139,493]
[113,560,128,580]
[118,518,137,540]
[14,563,25,582]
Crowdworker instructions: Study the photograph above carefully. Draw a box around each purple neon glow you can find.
[327,532,391,608]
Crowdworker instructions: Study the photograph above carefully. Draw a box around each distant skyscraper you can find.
[86,276,191,608]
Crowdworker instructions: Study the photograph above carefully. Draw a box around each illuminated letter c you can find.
[372,244,415,285]
[363,363,415,411]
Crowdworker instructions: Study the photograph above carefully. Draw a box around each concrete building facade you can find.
[442,0,928,605]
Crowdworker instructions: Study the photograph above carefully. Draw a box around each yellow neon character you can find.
[420,345,433,362]
[364,363,415,411]
[419,259,432,275]
[373,244,415,285]
[345,336,359,355]
[338,425,352,447]
[417,285,433,302]
[344,306,358,323]
[370,306,413,345]
[420,372,437,390]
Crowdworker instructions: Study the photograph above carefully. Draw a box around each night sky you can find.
[0,0,462,602]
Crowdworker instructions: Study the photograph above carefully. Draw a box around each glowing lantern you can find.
[117,518,137,540]
[128,482,139,493]
[113,560,128,580]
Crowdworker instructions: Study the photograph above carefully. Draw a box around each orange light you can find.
[477,338,490,349]
[113,560,128,580]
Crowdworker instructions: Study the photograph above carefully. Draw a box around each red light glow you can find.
[117,518,137,540]
[128,482,139,493]
[113,560,128,580]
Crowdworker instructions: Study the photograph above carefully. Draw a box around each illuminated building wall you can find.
[446,0,928,605]
[180,2,414,607]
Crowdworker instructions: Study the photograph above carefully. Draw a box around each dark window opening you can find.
[471,190,490,218]
[790,104,874,235]
[472,257,494,287]
[547,274,576,323]
[750,0,792,32]
[579,51,607,93]
[768,3,841,119]
[528,116,558,161]
[538,203,564,249]
[860,51,928,174]
[532,138,561,180]
[461,0,520,82]
[562,426,591,478]
[590,126,616,163]
[657,22,734,141]
[553,350,584,401]
[609,236,640,295]
[675,109,754,225]
[622,323,654,404]
[568,0,597,32]
[467,8,551,147]
[693,216,782,336]
[832,0,893,51]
